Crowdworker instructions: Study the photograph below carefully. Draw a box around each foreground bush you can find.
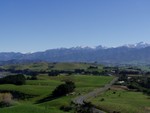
[0,93,12,107]
[60,105,72,112]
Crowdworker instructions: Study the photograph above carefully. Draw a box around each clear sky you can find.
[0,0,150,53]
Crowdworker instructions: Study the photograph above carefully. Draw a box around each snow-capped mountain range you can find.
[122,42,150,48]
[0,42,150,64]
[57,42,150,50]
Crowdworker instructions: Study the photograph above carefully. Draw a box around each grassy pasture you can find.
[0,62,95,72]
[0,75,113,113]
[52,63,90,70]
[91,89,150,113]
[0,104,66,113]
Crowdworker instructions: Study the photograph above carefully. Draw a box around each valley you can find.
[0,62,149,113]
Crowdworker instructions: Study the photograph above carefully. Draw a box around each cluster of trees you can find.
[48,69,109,76]
[48,70,71,76]
[75,102,93,113]
[0,74,26,85]
[140,77,150,88]
[0,68,42,76]
[88,66,98,69]
[126,76,150,89]
[52,81,75,97]
[127,82,150,95]
[118,74,150,95]
[0,64,117,78]
[119,70,140,75]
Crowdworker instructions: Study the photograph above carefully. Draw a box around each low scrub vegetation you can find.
[0,93,12,107]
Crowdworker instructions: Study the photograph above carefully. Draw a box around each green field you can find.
[0,62,98,72]
[0,75,113,113]
[0,62,149,113]
[91,89,150,113]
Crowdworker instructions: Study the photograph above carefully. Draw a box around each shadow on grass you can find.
[35,95,59,104]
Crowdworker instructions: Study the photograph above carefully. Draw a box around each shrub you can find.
[76,102,93,113]
[113,91,116,94]
[100,98,105,101]
[0,93,12,107]
[60,105,72,112]
[52,81,75,97]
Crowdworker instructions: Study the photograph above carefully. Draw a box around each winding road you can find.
[73,77,119,113]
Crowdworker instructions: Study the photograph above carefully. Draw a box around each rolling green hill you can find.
[0,74,113,113]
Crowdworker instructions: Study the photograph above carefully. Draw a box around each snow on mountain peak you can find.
[122,42,150,48]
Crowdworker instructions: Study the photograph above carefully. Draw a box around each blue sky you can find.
[0,0,150,53]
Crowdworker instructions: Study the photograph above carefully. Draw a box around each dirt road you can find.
[73,77,119,113]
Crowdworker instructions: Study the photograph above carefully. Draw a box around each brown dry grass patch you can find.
[110,85,129,91]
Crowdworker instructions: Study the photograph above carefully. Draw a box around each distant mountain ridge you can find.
[0,42,150,64]
[121,42,150,49]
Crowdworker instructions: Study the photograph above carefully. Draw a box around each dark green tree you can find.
[0,74,26,85]
[52,81,75,97]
